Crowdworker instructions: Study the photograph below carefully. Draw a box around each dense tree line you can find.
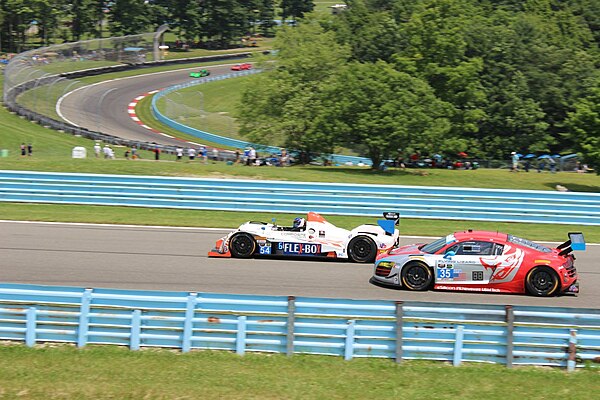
[0,0,314,52]
[239,0,600,170]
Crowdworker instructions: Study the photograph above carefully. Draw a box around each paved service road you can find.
[57,63,246,148]
[1,221,598,308]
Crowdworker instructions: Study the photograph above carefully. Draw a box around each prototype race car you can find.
[209,212,400,263]
[231,63,252,71]
[371,230,584,297]
[190,69,210,78]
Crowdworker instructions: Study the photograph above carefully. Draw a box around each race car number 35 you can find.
[278,242,321,255]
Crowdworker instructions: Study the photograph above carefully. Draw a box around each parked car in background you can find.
[371,230,584,296]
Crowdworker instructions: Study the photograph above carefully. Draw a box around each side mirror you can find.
[444,251,456,259]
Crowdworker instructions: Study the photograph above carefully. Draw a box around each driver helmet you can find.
[293,217,306,229]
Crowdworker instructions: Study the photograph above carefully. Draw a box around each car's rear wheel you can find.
[401,262,433,291]
[525,266,560,297]
[229,233,256,258]
[348,236,377,263]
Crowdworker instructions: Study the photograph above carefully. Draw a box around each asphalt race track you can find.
[1,221,598,308]
[57,63,245,147]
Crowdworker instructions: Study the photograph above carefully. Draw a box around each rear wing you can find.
[557,232,586,257]
[378,212,400,235]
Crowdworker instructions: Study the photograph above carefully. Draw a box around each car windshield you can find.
[420,234,456,254]
[507,235,551,253]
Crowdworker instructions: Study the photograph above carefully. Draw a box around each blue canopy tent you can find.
[537,155,551,159]
[523,153,536,159]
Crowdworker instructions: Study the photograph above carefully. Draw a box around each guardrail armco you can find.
[0,283,598,371]
[1,170,599,225]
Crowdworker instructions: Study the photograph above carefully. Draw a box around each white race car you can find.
[208,212,400,263]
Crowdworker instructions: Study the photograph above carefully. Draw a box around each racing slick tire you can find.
[525,266,560,297]
[229,233,256,258]
[347,236,377,263]
[401,261,433,291]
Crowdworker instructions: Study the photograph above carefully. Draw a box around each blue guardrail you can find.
[1,170,599,225]
[0,283,598,370]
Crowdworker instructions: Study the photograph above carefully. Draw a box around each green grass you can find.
[0,203,598,243]
[0,345,598,400]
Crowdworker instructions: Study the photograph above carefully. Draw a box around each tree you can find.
[70,0,98,41]
[564,82,600,173]
[326,61,453,168]
[238,20,350,161]
[280,0,314,22]
[108,0,153,36]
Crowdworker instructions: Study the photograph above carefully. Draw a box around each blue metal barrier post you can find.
[345,320,356,361]
[453,325,464,366]
[567,329,577,372]
[77,288,93,348]
[130,309,142,350]
[25,307,37,347]
[236,316,247,355]
[182,293,197,353]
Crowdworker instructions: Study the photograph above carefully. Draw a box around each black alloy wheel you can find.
[229,233,256,258]
[401,262,433,291]
[348,236,377,263]
[525,266,560,297]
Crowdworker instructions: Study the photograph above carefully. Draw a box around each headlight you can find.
[377,261,396,269]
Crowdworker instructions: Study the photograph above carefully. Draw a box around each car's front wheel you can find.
[229,233,256,258]
[348,236,377,263]
[525,266,560,297]
[401,262,433,291]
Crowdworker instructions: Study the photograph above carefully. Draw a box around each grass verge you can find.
[0,344,598,400]
[1,203,598,243]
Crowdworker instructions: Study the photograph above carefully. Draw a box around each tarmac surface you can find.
[2,221,598,308]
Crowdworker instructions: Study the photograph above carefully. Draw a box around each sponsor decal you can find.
[534,259,551,264]
[278,242,321,255]
[435,285,501,293]
[480,245,524,283]
[308,228,315,234]
[319,230,325,238]
[379,243,387,249]
[259,244,271,255]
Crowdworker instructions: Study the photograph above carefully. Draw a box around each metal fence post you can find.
[236,316,247,356]
[395,301,403,364]
[505,305,514,368]
[345,320,356,361]
[130,309,142,351]
[287,296,295,356]
[453,325,464,367]
[182,292,197,353]
[25,307,37,347]
[77,288,93,348]
[567,329,578,372]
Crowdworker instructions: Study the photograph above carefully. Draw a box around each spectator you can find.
[524,159,531,172]
[20,143,26,157]
[27,143,33,156]
[538,160,545,172]
[131,146,138,159]
[212,147,219,162]
[153,146,160,161]
[200,146,208,164]
[124,149,130,160]
[280,149,288,167]
[103,144,111,159]
[176,147,183,161]
[94,142,101,158]
[234,149,241,165]
[244,147,250,165]
[549,157,556,173]
[249,147,257,166]
[188,147,196,161]
[510,152,519,172]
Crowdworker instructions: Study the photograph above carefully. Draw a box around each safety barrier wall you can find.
[1,170,599,225]
[0,283,598,370]
[151,70,374,166]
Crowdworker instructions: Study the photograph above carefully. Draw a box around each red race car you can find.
[371,230,585,296]
[231,63,252,71]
